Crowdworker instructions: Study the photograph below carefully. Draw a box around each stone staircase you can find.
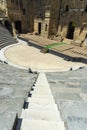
[0,25,18,49]
[19,73,66,130]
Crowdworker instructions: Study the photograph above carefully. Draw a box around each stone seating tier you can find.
[0,25,18,49]
[0,62,37,130]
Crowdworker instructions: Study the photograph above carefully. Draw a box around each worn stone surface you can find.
[21,109,61,122]
[57,100,87,119]
[21,119,65,130]
[46,67,87,130]
[66,117,87,130]
[0,112,17,130]
[55,93,82,102]
[0,62,37,130]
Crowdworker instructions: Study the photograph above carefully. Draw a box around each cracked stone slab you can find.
[0,62,38,130]
[51,87,81,93]
[54,93,82,101]
[0,112,17,130]
[57,100,87,120]
[0,98,24,116]
[66,116,87,130]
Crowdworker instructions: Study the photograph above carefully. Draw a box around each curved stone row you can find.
[46,67,87,130]
[0,25,18,50]
[0,62,37,130]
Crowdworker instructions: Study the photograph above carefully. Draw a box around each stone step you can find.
[33,83,50,88]
[31,89,52,95]
[0,36,14,40]
[27,102,58,111]
[31,93,54,100]
[0,41,16,45]
[35,82,50,86]
[0,33,12,37]
[35,73,49,82]
[27,97,55,104]
[21,109,62,121]
[0,39,15,43]
[32,85,51,90]
[20,119,65,130]
[33,85,50,89]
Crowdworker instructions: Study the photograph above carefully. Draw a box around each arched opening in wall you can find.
[4,20,13,35]
[38,22,41,34]
[15,21,22,33]
[66,22,76,39]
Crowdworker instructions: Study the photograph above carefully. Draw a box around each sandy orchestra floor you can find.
[4,43,86,72]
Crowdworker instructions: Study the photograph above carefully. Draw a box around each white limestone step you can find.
[31,94,54,100]
[21,119,65,130]
[27,97,55,104]
[34,84,50,89]
[33,73,52,92]
[31,89,52,95]
[34,84,50,88]
[28,102,58,111]
[35,82,49,86]
[33,87,52,94]
[35,73,50,85]
[21,109,62,121]
[33,84,51,91]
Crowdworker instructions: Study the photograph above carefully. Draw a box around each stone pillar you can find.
[12,22,17,37]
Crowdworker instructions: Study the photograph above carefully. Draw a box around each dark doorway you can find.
[85,5,87,12]
[66,22,75,39]
[45,24,48,31]
[38,22,41,34]
[4,20,13,35]
[66,5,69,12]
[15,21,22,33]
